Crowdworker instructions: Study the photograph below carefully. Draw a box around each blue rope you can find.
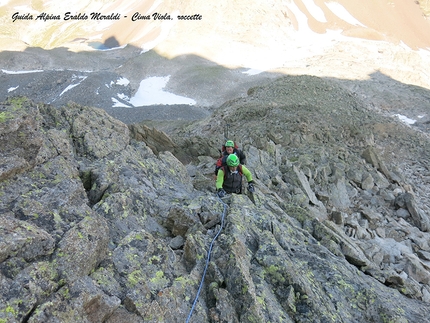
[185,196,228,323]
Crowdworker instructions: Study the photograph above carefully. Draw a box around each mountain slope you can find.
[1,74,430,322]
[2,0,430,127]
[1,1,430,322]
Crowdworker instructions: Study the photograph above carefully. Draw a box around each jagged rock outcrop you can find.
[0,98,43,181]
[128,123,176,155]
[1,88,430,323]
[166,75,430,316]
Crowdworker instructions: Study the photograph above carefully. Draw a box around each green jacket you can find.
[216,165,253,192]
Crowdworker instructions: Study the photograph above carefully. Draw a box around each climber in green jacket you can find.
[216,154,254,198]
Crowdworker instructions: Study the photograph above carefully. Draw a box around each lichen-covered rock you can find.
[1,89,430,323]
[27,276,121,323]
[55,215,109,283]
[63,103,130,160]
[0,97,42,181]
[128,123,176,155]
[0,216,55,262]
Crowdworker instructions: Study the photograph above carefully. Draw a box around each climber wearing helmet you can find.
[214,140,247,177]
[224,140,236,155]
[216,154,255,198]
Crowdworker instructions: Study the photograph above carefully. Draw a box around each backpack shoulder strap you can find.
[222,165,242,178]
[221,166,227,180]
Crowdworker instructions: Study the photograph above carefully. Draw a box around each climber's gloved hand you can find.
[217,188,226,198]
[248,182,255,193]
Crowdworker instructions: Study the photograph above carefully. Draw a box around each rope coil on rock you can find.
[185,196,228,323]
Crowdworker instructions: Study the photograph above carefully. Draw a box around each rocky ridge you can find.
[1,0,430,321]
[1,71,430,322]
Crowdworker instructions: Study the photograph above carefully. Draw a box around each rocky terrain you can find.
[1,71,430,322]
[2,0,430,322]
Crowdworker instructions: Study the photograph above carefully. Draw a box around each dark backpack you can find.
[221,165,242,179]
[214,141,241,176]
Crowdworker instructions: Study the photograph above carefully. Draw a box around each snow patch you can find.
[303,0,327,22]
[8,85,19,92]
[127,76,195,106]
[286,0,314,34]
[112,97,132,108]
[325,2,366,27]
[60,75,87,96]
[394,114,416,125]
[117,93,129,100]
[116,77,130,86]
[242,68,265,76]
[2,69,43,74]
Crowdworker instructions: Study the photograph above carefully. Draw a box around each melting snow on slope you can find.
[324,2,366,27]
[242,0,364,75]
[110,77,133,107]
[394,114,416,125]
[2,69,43,74]
[112,93,131,108]
[129,76,195,106]
[116,77,130,86]
[242,68,265,76]
[303,0,327,22]
[112,97,130,108]
[8,85,19,92]
[112,76,196,107]
[60,75,87,96]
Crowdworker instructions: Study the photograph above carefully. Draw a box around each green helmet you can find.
[226,154,240,167]
[225,140,235,148]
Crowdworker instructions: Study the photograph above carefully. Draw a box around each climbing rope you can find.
[185,196,228,323]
